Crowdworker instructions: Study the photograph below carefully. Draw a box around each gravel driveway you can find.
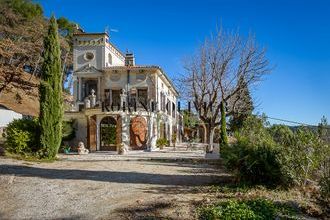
[0,152,230,219]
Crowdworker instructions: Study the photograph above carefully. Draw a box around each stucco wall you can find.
[0,107,22,127]
[64,112,87,148]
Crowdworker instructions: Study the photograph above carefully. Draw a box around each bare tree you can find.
[0,2,73,95]
[180,28,270,152]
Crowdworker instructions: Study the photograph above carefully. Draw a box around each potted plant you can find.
[63,146,71,154]
[156,138,168,150]
[171,133,177,148]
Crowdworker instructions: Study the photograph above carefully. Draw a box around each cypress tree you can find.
[220,101,228,147]
[38,16,63,158]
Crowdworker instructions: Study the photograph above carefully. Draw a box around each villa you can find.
[65,32,182,152]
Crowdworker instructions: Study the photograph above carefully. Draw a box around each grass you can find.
[198,198,298,220]
[195,184,326,219]
[3,151,58,163]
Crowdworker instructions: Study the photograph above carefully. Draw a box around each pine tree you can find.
[38,16,63,158]
[228,77,254,132]
[318,116,329,143]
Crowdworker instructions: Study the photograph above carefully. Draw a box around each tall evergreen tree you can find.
[318,116,329,143]
[228,77,254,132]
[38,16,63,158]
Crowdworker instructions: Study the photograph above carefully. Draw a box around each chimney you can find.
[125,52,135,66]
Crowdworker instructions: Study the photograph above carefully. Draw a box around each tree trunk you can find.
[202,123,207,143]
[205,123,214,153]
[220,101,228,147]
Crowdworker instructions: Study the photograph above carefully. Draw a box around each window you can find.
[111,90,121,108]
[84,52,94,61]
[137,89,148,107]
[83,79,97,99]
[166,99,171,115]
[104,89,110,106]
[108,53,112,65]
[136,73,146,81]
[160,92,165,111]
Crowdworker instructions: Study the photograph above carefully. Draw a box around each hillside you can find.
[0,0,75,116]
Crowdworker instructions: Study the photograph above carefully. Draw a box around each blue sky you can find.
[36,0,330,125]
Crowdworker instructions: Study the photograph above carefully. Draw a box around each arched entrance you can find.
[130,116,148,150]
[100,116,117,151]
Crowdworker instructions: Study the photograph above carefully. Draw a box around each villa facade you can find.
[65,32,182,151]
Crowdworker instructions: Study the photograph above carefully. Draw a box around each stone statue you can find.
[117,143,129,155]
[120,88,127,110]
[90,89,95,96]
[121,88,126,95]
[77,141,89,155]
[90,89,96,107]
[84,97,90,109]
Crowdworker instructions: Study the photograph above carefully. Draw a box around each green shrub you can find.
[171,133,177,147]
[3,118,39,155]
[222,115,283,185]
[276,127,329,186]
[198,199,296,220]
[57,17,74,38]
[319,157,330,202]
[9,0,43,20]
[223,114,330,187]
[268,124,294,146]
[62,120,75,141]
[156,138,169,149]
[222,139,283,186]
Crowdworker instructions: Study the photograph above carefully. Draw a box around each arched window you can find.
[108,53,112,65]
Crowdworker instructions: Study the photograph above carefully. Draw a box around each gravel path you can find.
[0,151,230,219]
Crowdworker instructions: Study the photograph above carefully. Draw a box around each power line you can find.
[264,116,311,126]
[264,116,330,130]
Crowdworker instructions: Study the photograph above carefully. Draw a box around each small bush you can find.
[3,118,39,155]
[275,127,329,186]
[319,157,330,202]
[222,115,283,185]
[156,138,169,149]
[9,0,43,20]
[224,115,330,187]
[222,139,282,186]
[198,199,296,220]
[171,133,177,147]
[62,120,75,141]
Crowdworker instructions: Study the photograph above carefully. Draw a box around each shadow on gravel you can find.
[113,201,173,220]
[60,157,222,164]
[0,164,229,186]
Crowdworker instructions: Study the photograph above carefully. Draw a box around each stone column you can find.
[96,116,100,151]
[84,97,90,109]
[121,114,130,151]
[97,76,101,103]
[78,77,82,101]
[150,113,157,150]
[73,77,78,102]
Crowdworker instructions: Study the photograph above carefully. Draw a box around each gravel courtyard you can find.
[0,148,230,219]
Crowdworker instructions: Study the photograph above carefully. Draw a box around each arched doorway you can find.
[130,116,148,150]
[100,116,117,151]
